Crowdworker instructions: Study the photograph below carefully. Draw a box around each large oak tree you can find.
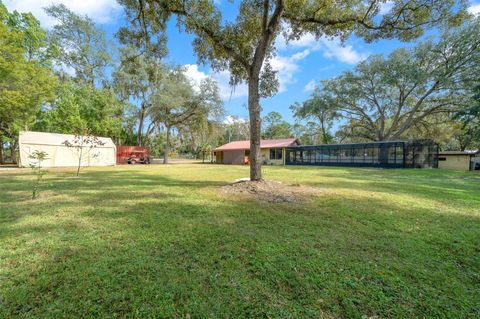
[301,18,480,142]
[118,0,464,179]
[151,68,223,163]
[113,46,166,146]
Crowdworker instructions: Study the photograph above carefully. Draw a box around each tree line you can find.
[292,17,480,150]
[1,1,479,179]
[265,15,480,150]
[0,2,233,164]
[120,0,474,180]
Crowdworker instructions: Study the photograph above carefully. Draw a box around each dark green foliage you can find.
[35,81,125,143]
[291,90,339,144]
[452,84,480,150]
[262,111,292,139]
[118,0,465,180]
[0,3,56,163]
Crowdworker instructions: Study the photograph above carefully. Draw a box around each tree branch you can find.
[251,0,284,75]
[161,1,250,69]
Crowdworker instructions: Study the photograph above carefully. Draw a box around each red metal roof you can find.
[214,138,298,151]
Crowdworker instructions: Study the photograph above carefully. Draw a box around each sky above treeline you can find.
[4,0,480,123]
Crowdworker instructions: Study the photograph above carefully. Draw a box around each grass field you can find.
[1,164,479,318]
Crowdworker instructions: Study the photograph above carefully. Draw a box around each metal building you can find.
[18,131,117,168]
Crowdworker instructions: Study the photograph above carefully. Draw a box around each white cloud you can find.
[184,64,208,91]
[277,32,368,65]
[270,31,368,93]
[223,115,246,125]
[185,31,367,99]
[275,32,315,50]
[53,62,76,77]
[183,64,248,100]
[212,70,248,100]
[468,3,480,15]
[319,38,368,65]
[303,80,316,92]
[269,49,311,92]
[283,33,317,49]
[379,1,394,15]
[3,0,122,28]
[185,47,318,99]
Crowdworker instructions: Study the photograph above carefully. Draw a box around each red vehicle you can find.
[116,145,152,164]
[127,151,151,164]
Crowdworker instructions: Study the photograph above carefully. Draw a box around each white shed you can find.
[18,131,116,168]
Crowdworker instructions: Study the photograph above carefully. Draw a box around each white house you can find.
[18,131,116,168]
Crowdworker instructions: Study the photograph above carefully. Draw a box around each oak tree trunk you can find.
[163,126,170,164]
[248,79,262,181]
[137,103,146,146]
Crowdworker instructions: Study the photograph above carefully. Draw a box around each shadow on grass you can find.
[279,166,480,206]
[0,170,226,224]
[1,167,479,318]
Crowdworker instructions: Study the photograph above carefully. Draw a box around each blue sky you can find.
[5,0,480,123]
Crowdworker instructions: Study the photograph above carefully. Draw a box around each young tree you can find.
[28,150,48,199]
[45,4,111,86]
[308,18,480,142]
[119,0,465,180]
[62,130,106,177]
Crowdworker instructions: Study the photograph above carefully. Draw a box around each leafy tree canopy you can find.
[35,81,125,142]
[118,0,467,180]
[113,45,167,146]
[291,87,339,144]
[45,4,111,85]
[149,66,223,163]
[0,2,56,163]
[306,17,480,142]
[262,111,292,139]
[453,84,480,150]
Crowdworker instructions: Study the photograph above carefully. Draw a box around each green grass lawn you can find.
[1,164,479,318]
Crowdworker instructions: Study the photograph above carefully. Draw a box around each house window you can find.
[438,157,446,161]
[270,148,283,160]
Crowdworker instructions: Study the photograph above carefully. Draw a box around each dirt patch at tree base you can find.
[220,180,320,203]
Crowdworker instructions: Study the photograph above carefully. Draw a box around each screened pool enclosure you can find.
[285,140,438,168]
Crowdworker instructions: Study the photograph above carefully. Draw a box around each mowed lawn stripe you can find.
[0,164,479,318]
